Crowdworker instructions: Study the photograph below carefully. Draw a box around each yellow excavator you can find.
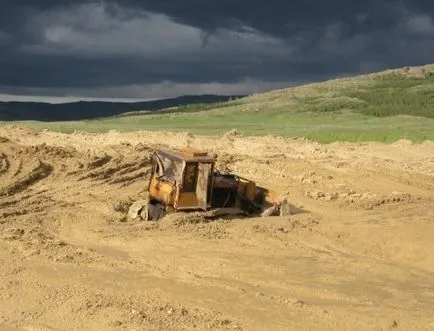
[128,148,290,221]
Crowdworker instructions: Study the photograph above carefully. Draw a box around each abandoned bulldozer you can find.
[128,148,290,221]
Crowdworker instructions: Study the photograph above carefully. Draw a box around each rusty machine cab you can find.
[143,147,289,221]
[148,148,216,212]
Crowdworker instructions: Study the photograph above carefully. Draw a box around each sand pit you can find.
[0,125,433,330]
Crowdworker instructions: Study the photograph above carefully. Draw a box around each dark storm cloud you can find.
[1,0,434,98]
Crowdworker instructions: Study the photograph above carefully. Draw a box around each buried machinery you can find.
[128,148,290,221]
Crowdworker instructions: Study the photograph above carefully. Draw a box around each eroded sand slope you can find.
[0,125,433,331]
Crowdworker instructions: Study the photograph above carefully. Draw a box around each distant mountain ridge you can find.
[0,94,245,121]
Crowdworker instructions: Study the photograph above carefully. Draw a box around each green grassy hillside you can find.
[2,64,434,143]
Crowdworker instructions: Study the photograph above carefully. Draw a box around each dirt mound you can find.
[19,144,78,159]
[0,125,40,139]
[0,160,53,197]
[0,153,10,175]
[223,128,243,140]
[305,188,419,210]
[78,155,151,186]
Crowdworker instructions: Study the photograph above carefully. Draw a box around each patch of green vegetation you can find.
[3,111,433,144]
[296,96,365,113]
[291,72,434,118]
[114,98,244,118]
[349,73,434,118]
[176,98,243,111]
[2,65,434,144]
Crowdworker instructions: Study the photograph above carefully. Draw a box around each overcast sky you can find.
[1,0,434,102]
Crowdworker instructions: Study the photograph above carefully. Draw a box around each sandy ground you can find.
[0,125,433,331]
